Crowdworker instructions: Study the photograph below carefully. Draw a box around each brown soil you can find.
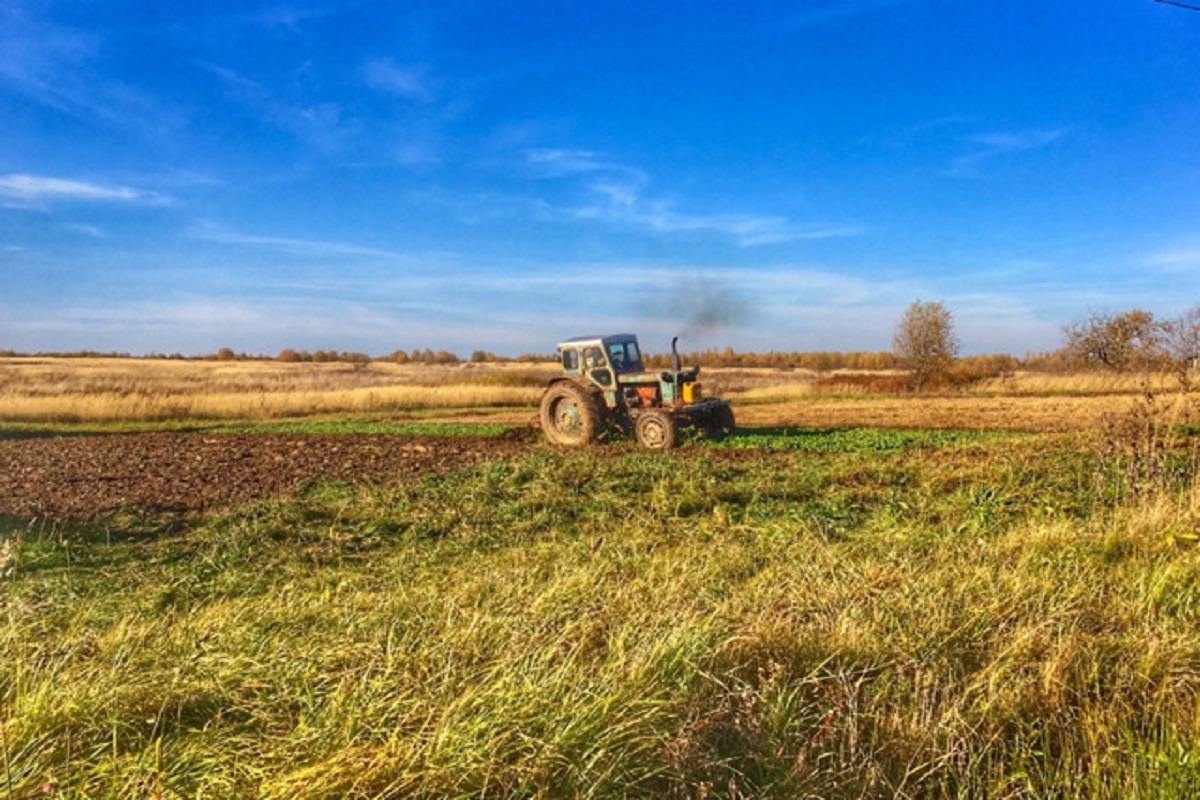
[0,433,534,523]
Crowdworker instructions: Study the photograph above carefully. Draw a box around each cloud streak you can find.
[521,149,859,246]
[572,176,860,246]
[0,174,158,204]
[945,129,1066,177]
[189,223,432,262]
[362,59,435,103]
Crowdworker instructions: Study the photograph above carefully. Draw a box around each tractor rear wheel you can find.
[635,409,679,450]
[540,382,601,446]
[710,404,736,440]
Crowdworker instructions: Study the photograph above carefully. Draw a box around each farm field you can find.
[3,358,1200,797]
[0,356,1185,431]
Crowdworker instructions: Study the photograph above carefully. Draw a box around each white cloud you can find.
[189,223,431,262]
[523,148,645,180]
[61,222,108,238]
[200,62,348,154]
[0,174,154,203]
[518,148,860,246]
[945,128,1066,177]
[1144,247,1200,271]
[242,5,336,32]
[363,59,434,102]
[570,176,860,247]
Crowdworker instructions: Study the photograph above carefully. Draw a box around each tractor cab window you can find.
[561,349,579,371]
[582,346,613,387]
[582,347,606,369]
[625,342,643,372]
[608,341,643,374]
[607,343,627,370]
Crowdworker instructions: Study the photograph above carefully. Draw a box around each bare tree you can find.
[893,300,959,392]
[1063,310,1164,372]
[1163,304,1200,391]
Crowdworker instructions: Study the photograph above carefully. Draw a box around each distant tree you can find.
[1163,304,1200,390]
[277,348,300,363]
[893,300,959,391]
[216,347,236,361]
[339,352,370,365]
[1063,310,1164,372]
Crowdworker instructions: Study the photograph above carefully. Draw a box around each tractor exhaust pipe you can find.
[671,336,682,372]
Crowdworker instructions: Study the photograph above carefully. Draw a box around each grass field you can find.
[0,357,1185,430]
[3,359,1200,797]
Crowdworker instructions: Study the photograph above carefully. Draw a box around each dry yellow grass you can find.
[0,357,1190,430]
[971,370,1179,395]
[736,392,1196,432]
[0,357,555,422]
[720,369,1182,402]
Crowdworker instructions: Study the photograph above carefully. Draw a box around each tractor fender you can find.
[545,376,612,408]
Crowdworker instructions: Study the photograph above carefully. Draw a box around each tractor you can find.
[539,334,735,450]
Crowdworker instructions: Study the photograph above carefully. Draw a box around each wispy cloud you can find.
[523,148,644,180]
[189,223,425,262]
[362,59,434,103]
[0,4,180,138]
[241,4,338,32]
[519,149,859,246]
[1144,247,1200,271]
[200,62,348,153]
[0,174,161,205]
[0,5,99,115]
[945,128,1066,177]
[570,175,860,247]
[61,223,108,238]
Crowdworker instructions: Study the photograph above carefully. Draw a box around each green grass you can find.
[711,426,1015,452]
[0,412,528,439]
[4,435,1200,797]
[210,420,520,437]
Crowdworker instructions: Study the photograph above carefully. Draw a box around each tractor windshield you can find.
[607,341,644,374]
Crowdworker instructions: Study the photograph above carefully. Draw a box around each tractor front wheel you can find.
[540,382,601,446]
[635,409,679,450]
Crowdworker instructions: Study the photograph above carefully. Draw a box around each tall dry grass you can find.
[1,357,1191,427]
[738,393,1199,433]
[0,358,555,422]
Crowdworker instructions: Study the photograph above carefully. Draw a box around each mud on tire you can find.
[539,382,602,446]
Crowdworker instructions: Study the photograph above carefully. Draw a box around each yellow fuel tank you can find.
[682,382,702,403]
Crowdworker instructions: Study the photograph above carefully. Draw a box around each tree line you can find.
[4,303,1197,388]
[888,301,1200,391]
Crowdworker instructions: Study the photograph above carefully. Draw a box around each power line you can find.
[1155,0,1200,11]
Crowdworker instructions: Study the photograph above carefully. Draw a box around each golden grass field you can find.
[0,356,1189,431]
[6,357,1200,797]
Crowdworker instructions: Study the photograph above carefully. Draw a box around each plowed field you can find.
[0,432,535,522]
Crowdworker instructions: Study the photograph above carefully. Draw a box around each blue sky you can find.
[2,0,1198,357]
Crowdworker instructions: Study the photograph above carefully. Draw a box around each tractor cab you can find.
[557,334,645,392]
